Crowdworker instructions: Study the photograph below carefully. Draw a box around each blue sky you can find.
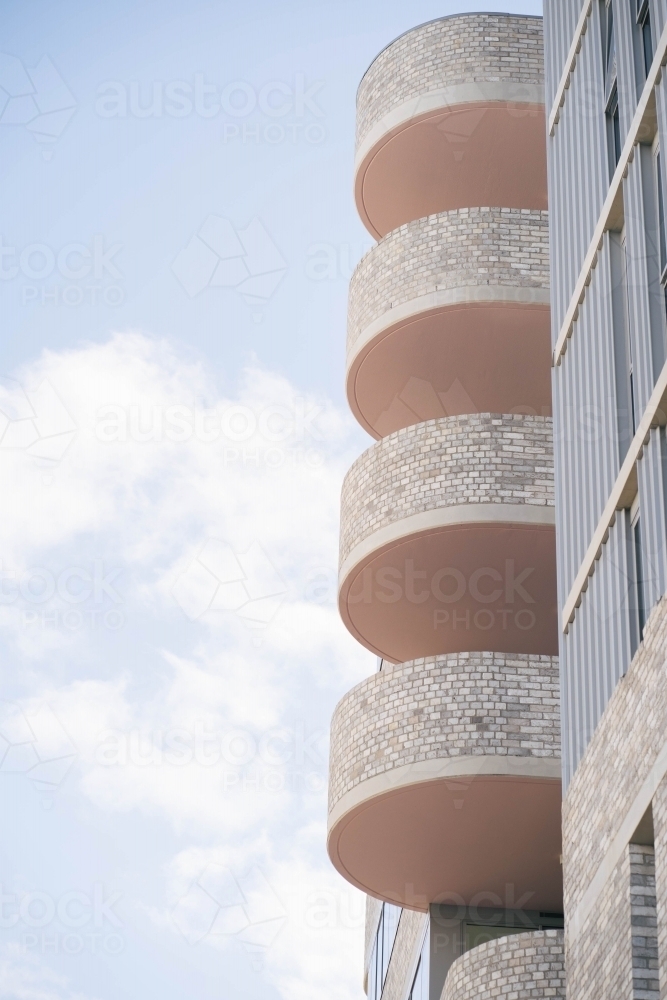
[0,2,541,998]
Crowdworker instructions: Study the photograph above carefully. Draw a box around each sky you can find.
[0,2,541,998]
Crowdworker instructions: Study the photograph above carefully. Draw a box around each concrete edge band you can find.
[339,504,556,588]
[547,0,593,135]
[347,286,551,374]
[355,82,546,173]
[328,755,563,834]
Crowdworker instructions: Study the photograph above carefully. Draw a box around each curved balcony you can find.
[347,208,550,439]
[355,14,546,238]
[339,414,557,664]
[441,930,565,999]
[328,654,561,911]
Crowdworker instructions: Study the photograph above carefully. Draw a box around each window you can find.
[632,505,646,642]
[610,232,635,456]
[463,912,564,953]
[655,148,667,335]
[408,931,429,1000]
[602,1,621,176]
[607,83,622,172]
[628,494,646,657]
[368,904,401,1000]
[657,150,667,282]
[465,923,529,951]
[408,956,428,1000]
[604,0,616,86]
[637,0,654,79]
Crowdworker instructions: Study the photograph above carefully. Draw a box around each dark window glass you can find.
[408,942,428,1000]
[408,958,423,1000]
[657,152,667,276]
[369,904,401,1000]
[606,1,616,79]
[634,516,646,640]
[637,0,653,78]
[607,85,622,173]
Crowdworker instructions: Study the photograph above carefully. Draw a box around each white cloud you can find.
[160,835,365,1000]
[0,946,97,1000]
[0,332,372,1000]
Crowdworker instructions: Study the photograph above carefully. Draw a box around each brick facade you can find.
[441,929,565,1000]
[340,413,554,567]
[329,652,559,813]
[356,14,544,151]
[347,207,549,358]
[630,845,659,998]
[562,598,667,999]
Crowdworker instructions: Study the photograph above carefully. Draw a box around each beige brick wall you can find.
[562,598,667,999]
[329,652,560,813]
[357,14,544,151]
[441,929,565,1000]
[340,413,554,567]
[347,207,549,358]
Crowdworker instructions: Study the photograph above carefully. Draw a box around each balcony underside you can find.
[339,519,557,664]
[347,301,552,438]
[327,760,562,911]
[355,101,547,239]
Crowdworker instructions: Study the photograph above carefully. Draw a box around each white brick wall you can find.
[329,652,560,812]
[340,413,554,567]
[357,14,544,151]
[348,207,549,358]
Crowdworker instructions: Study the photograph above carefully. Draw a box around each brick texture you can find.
[562,598,667,1000]
[340,413,554,567]
[441,929,565,1000]
[653,778,667,1000]
[357,14,544,151]
[329,652,559,813]
[348,207,549,358]
[630,845,659,999]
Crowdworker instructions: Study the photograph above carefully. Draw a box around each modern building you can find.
[328,13,565,1000]
[544,1,667,996]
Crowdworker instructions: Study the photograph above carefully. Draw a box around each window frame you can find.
[368,903,402,1000]
[637,0,654,80]
[631,498,646,642]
